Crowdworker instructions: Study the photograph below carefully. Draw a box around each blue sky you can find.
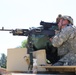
[0,0,76,55]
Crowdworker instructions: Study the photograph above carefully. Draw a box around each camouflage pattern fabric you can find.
[52,25,76,65]
[53,52,76,66]
[59,52,76,65]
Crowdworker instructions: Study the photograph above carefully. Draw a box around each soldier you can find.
[56,14,62,24]
[50,15,76,66]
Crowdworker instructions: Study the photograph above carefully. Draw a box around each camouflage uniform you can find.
[52,25,76,65]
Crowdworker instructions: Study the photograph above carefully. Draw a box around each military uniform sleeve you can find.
[52,26,74,47]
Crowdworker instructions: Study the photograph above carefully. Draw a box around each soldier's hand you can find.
[55,30,60,34]
[50,38,53,42]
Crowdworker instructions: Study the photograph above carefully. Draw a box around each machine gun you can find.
[0,21,59,73]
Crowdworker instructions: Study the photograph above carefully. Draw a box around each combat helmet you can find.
[61,15,73,25]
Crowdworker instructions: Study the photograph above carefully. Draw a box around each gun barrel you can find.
[0,27,13,31]
[0,27,29,36]
[0,29,13,31]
